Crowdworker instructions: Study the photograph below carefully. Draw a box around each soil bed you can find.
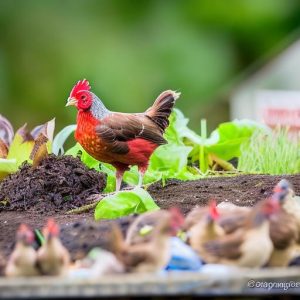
[0,169,299,265]
[149,174,300,214]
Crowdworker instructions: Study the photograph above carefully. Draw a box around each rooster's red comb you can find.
[70,79,91,97]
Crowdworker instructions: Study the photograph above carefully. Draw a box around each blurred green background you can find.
[1,0,300,134]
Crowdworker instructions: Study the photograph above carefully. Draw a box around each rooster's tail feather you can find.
[146,90,180,132]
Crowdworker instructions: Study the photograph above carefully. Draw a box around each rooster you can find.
[66,80,180,191]
[5,224,39,277]
[37,218,70,276]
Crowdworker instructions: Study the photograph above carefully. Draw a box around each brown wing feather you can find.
[204,230,244,259]
[270,210,299,249]
[95,113,166,155]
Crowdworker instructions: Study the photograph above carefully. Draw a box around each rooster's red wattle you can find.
[66,79,179,191]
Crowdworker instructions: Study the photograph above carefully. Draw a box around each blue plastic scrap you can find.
[165,237,202,271]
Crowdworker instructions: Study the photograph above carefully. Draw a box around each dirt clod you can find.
[0,155,106,212]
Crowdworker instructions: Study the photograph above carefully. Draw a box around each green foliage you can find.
[238,129,300,175]
[206,120,267,161]
[2,1,300,131]
[94,187,159,220]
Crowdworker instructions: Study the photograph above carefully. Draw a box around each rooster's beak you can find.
[66,97,77,107]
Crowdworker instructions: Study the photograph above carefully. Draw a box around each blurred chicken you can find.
[274,179,300,239]
[189,200,225,263]
[182,205,208,232]
[267,181,299,266]
[126,208,184,245]
[217,202,251,234]
[5,224,39,277]
[37,218,70,276]
[183,201,250,234]
[203,196,279,267]
[111,209,183,272]
[268,196,299,266]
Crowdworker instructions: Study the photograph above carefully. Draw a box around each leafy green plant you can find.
[238,129,300,175]
[94,187,159,220]
[0,115,55,179]
[188,118,267,173]
[165,109,267,174]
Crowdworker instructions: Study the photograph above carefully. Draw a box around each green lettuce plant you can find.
[94,187,159,220]
[168,109,267,174]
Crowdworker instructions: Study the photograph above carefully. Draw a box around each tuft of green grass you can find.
[238,128,300,175]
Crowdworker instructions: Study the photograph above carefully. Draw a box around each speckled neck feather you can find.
[90,92,110,120]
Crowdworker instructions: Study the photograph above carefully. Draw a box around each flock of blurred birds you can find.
[2,179,300,278]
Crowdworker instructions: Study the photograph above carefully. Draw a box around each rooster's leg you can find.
[116,169,125,192]
[138,173,143,187]
[114,164,130,192]
[137,165,147,188]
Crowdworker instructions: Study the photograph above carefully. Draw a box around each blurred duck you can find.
[189,200,225,263]
[37,218,70,276]
[5,224,39,277]
[203,196,280,267]
[111,208,184,272]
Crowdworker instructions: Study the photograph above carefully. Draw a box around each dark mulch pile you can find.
[0,155,106,212]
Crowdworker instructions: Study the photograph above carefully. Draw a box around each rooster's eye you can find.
[81,95,86,101]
